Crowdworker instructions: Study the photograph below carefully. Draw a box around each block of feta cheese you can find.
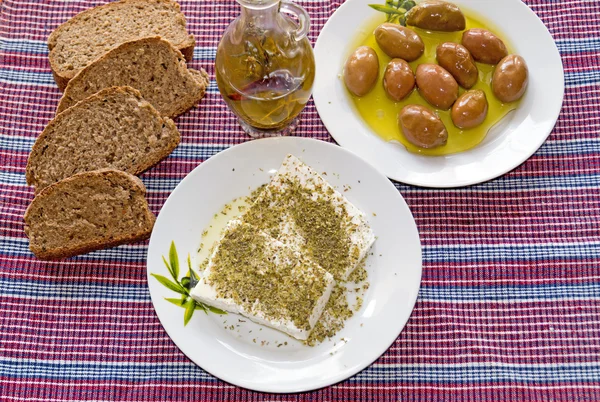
[240,154,375,281]
[191,219,334,341]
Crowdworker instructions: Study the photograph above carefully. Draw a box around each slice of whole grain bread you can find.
[56,37,209,118]
[24,169,155,260]
[27,86,180,194]
[49,0,195,90]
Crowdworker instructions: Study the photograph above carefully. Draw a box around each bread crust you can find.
[24,169,156,260]
[56,37,207,117]
[48,0,195,91]
[29,229,155,260]
[27,86,180,193]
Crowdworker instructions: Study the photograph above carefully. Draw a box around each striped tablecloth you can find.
[1,0,599,400]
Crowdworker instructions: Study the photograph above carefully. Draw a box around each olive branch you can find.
[369,0,416,25]
[152,241,226,326]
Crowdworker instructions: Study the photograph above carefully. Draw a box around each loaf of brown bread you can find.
[56,37,209,118]
[48,0,195,90]
[27,86,180,193]
[24,169,156,260]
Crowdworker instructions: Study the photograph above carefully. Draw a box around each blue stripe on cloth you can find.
[0,38,217,61]
[0,171,27,186]
[418,282,600,302]
[395,172,600,192]
[0,237,149,262]
[0,358,216,381]
[0,277,149,301]
[2,36,600,57]
[555,37,600,53]
[0,134,35,152]
[193,47,216,61]
[564,70,600,87]
[0,64,594,91]
[4,133,596,161]
[2,270,599,302]
[8,240,599,280]
[0,38,597,89]
[0,68,56,86]
[1,135,599,161]
[0,136,228,158]
[0,68,220,94]
[3,171,587,193]
[0,141,227,188]
[169,143,228,160]
[422,242,600,263]
[353,363,600,382]
[1,357,600,383]
[537,139,600,156]
[2,167,599,196]
[0,38,48,54]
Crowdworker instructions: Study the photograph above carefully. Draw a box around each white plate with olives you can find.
[146,137,422,392]
[313,0,564,187]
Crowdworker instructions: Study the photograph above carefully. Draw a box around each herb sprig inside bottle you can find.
[215,0,316,137]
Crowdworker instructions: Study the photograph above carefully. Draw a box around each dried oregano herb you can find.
[242,177,362,281]
[208,222,330,331]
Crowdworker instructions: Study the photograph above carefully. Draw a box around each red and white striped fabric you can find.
[1,0,599,400]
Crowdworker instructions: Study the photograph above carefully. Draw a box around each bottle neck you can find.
[239,0,280,28]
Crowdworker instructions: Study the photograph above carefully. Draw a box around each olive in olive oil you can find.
[350,12,520,156]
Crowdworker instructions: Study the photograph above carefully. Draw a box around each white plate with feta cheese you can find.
[146,137,422,393]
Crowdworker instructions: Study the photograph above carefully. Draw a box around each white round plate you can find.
[146,137,422,393]
[313,0,564,187]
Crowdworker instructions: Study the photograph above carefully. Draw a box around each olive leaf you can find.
[154,241,227,326]
[165,297,187,307]
[369,4,407,14]
[187,253,199,287]
[169,241,179,281]
[369,0,415,25]
[183,298,196,325]
[194,303,227,315]
[152,273,187,295]
[206,305,227,315]
[162,256,174,281]
[195,302,208,313]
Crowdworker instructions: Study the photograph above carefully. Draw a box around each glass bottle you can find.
[215,0,315,137]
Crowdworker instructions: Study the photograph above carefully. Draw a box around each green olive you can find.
[344,46,379,97]
[492,55,529,102]
[383,59,415,101]
[398,105,448,148]
[451,90,488,129]
[406,0,466,32]
[461,29,508,65]
[436,42,478,89]
[374,23,424,61]
[415,64,459,110]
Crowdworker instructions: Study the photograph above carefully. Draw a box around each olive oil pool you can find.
[349,11,522,156]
